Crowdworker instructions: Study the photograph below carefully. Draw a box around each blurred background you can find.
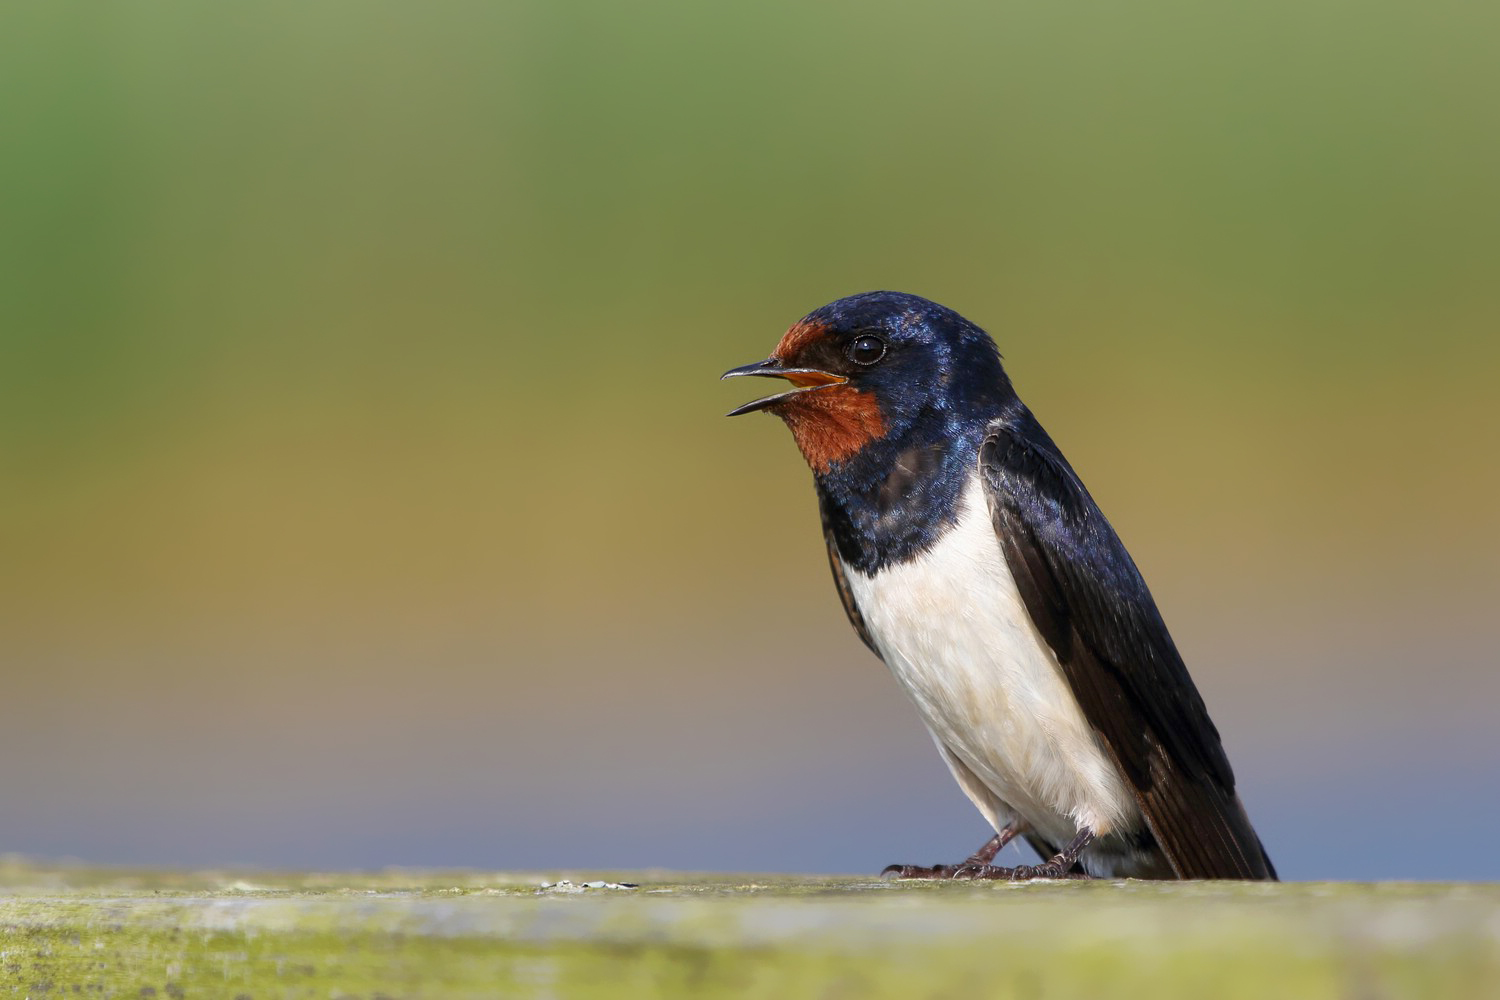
[2,3,1496,882]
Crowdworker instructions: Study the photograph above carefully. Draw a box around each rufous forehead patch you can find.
[771,320,830,361]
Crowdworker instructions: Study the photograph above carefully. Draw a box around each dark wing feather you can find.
[819,494,880,655]
[979,418,1276,880]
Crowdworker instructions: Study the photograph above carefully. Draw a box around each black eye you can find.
[847,335,886,366]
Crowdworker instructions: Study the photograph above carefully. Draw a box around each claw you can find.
[881,863,961,879]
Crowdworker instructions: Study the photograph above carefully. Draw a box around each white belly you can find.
[841,477,1140,849]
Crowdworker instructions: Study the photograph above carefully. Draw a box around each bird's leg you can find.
[880,825,1018,879]
[959,828,1099,881]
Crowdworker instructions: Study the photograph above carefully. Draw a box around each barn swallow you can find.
[723,291,1276,880]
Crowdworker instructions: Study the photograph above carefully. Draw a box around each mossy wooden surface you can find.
[1,860,1496,999]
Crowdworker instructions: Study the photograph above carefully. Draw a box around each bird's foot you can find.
[968,862,1095,881]
[881,831,1013,880]
[881,861,1094,880]
[883,828,1099,881]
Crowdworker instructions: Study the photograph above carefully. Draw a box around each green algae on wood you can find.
[1,863,1497,999]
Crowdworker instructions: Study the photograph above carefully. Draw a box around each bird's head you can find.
[723,291,1011,473]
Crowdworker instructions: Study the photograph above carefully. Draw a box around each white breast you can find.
[841,476,1140,849]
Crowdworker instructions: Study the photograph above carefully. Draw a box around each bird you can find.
[722,291,1276,881]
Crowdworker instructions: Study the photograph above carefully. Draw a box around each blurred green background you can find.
[2,3,1496,880]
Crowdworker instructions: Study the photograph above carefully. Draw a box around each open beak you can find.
[721,358,848,416]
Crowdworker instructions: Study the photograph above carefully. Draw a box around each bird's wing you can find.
[819,494,881,656]
[979,417,1276,880]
